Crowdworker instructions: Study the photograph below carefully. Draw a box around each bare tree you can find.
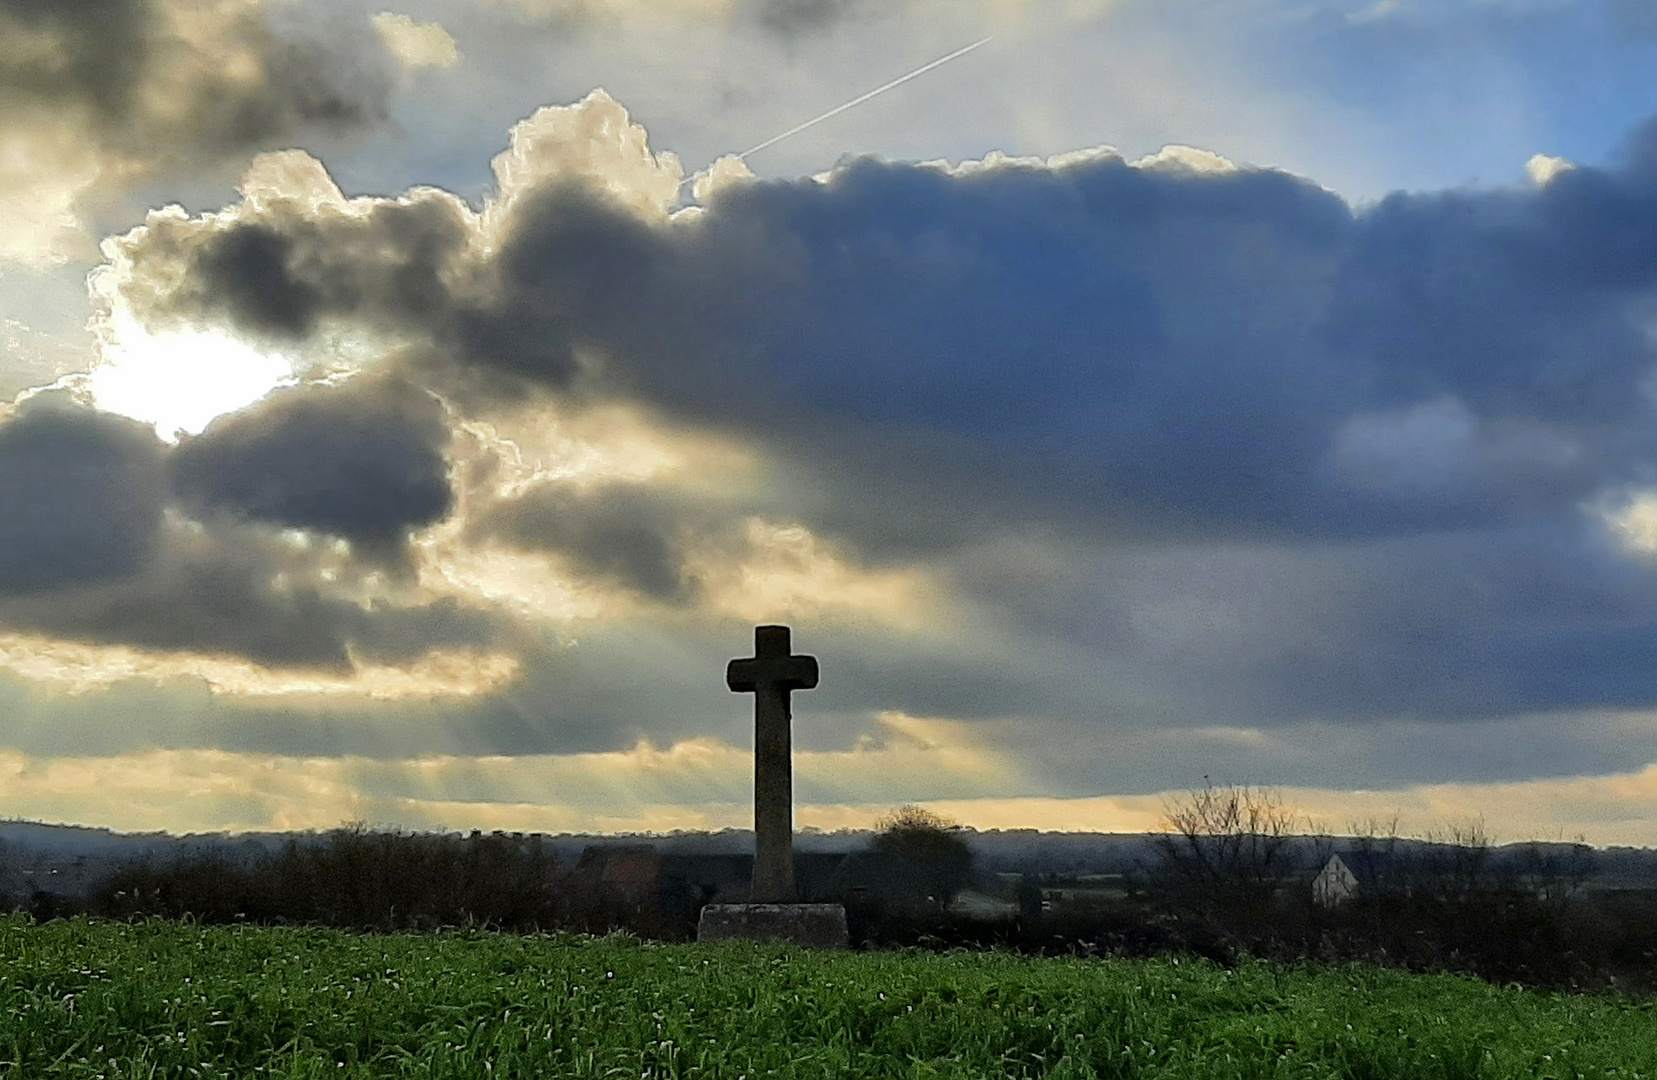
[1414,818,1497,903]
[1516,834,1596,908]
[1153,778,1302,919]
[1345,813,1406,898]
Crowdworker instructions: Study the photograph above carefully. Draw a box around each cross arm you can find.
[773,654,818,691]
[726,655,819,693]
[727,658,761,693]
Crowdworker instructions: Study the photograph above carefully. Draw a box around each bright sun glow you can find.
[87,319,295,440]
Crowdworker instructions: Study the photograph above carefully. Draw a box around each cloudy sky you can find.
[4,0,1657,844]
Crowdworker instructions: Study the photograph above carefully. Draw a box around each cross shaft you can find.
[727,625,818,903]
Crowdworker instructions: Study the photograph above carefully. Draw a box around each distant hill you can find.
[4,819,1657,903]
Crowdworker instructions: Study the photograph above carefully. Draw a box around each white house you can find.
[1312,854,1359,908]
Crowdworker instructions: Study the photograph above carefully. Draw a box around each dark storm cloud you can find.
[0,0,151,121]
[0,398,166,593]
[117,125,1657,552]
[0,0,393,156]
[122,179,645,387]
[1620,115,1657,177]
[460,149,1657,553]
[477,480,700,601]
[0,517,499,670]
[122,190,473,341]
[1328,175,1657,426]
[170,376,453,550]
[1256,522,1657,722]
[96,105,1657,728]
[0,388,487,673]
[960,518,1657,729]
[745,0,869,36]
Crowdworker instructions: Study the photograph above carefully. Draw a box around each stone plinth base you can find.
[697,903,849,948]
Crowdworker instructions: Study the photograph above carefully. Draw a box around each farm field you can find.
[1,915,1655,1079]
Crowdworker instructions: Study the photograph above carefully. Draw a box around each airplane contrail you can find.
[681,36,993,192]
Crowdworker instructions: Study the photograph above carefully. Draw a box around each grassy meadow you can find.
[1,914,1655,1079]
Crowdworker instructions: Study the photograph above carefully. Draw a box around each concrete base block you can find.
[696,903,849,948]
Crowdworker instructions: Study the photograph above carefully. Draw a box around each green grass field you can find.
[2,915,1654,1079]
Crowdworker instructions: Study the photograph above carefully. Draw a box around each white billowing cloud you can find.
[372,12,461,70]
[918,142,1241,187]
[486,89,684,226]
[932,146,1120,180]
[1131,144,1241,174]
[1607,491,1657,554]
[236,148,352,213]
[1527,152,1576,186]
[689,153,755,204]
[60,87,1657,722]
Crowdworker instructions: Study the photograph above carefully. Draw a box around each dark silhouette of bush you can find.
[86,826,717,940]
[867,806,974,913]
[263,824,568,930]
[92,825,662,935]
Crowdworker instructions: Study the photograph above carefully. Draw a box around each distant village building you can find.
[945,889,1019,922]
[576,845,661,905]
[1312,854,1359,908]
[575,843,957,913]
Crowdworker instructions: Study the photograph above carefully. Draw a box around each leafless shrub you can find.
[1153,778,1304,920]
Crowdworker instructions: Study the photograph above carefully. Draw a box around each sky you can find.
[4,0,1657,845]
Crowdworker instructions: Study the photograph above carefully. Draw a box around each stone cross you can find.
[727,624,818,903]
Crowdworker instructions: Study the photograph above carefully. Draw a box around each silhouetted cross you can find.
[727,625,819,903]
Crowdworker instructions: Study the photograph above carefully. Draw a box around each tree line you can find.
[7,793,1657,993]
